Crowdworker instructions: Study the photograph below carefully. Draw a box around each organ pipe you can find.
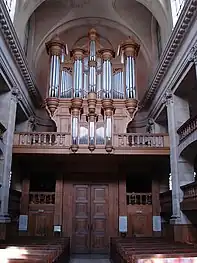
[100,49,114,99]
[120,37,140,120]
[71,48,85,98]
[46,36,66,116]
[70,98,83,153]
[88,28,97,93]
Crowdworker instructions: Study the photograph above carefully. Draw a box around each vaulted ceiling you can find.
[13,0,173,100]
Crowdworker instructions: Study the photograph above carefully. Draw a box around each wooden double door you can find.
[72,184,109,253]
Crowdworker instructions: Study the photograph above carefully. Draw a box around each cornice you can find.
[0,1,43,107]
[140,0,197,109]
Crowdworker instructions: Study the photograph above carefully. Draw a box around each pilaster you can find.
[163,91,194,226]
[0,88,20,232]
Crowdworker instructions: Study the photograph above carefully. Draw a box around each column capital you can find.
[188,42,197,64]
[11,86,21,102]
[162,89,173,106]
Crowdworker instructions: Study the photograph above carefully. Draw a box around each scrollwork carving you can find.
[162,89,173,106]
[188,42,197,64]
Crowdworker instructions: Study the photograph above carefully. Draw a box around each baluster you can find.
[21,134,25,145]
[33,134,36,144]
[142,136,145,146]
[136,135,139,146]
[27,133,31,145]
[124,135,127,146]
[59,134,63,145]
[38,134,41,145]
[49,134,52,145]
[131,135,134,146]
[43,134,47,145]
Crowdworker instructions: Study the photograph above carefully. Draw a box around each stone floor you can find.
[70,254,110,263]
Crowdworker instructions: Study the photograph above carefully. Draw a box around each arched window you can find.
[170,0,186,26]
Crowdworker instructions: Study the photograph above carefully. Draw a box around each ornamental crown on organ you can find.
[45,28,140,153]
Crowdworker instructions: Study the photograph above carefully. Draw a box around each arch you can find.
[33,17,151,71]
[178,131,197,163]
[14,0,170,50]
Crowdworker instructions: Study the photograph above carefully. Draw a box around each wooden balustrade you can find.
[113,133,169,148]
[14,132,70,147]
[181,182,197,210]
[177,114,197,142]
[13,132,169,154]
[181,182,197,201]
[127,192,152,205]
[29,192,55,205]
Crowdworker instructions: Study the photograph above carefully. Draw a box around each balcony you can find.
[177,114,197,142]
[181,182,197,210]
[160,190,172,214]
[13,132,170,155]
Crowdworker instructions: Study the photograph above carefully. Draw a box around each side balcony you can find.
[177,114,197,155]
[181,182,197,211]
[13,132,170,155]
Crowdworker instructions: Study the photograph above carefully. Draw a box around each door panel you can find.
[72,185,90,253]
[72,184,109,253]
[91,185,108,253]
[28,211,54,237]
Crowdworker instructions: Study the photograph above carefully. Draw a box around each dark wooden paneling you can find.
[20,178,30,214]
[72,185,90,253]
[127,205,152,237]
[91,185,109,253]
[54,175,63,226]
[72,184,109,253]
[62,181,73,237]
[28,206,54,236]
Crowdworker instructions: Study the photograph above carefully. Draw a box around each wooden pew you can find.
[110,237,197,263]
[0,237,70,263]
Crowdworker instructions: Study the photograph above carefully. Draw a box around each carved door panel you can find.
[28,211,54,237]
[72,185,90,253]
[72,184,109,253]
[131,214,150,237]
[91,185,108,253]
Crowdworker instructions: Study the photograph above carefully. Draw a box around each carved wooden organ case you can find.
[45,28,140,153]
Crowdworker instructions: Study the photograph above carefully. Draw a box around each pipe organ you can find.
[45,29,140,152]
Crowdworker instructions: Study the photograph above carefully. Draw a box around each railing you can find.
[29,192,55,205]
[177,114,197,142]
[181,182,197,201]
[114,133,169,148]
[127,192,152,205]
[13,132,169,151]
[14,132,70,147]
[160,190,172,206]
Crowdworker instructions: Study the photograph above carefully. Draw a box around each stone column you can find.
[188,42,197,80]
[0,87,20,238]
[164,91,194,241]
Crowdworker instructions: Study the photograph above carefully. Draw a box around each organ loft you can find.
[45,28,140,153]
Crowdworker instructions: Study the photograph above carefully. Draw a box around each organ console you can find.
[45,28,140,152]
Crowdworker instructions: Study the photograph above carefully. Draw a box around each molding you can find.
[0,50,35,118]
[140,0,197,109]
[0,1,43,107]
